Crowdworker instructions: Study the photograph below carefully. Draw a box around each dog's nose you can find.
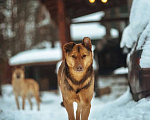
[76,65,83,71]
[16,73,20,79]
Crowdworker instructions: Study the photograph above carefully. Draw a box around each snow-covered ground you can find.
[0,84,104,120]
[1,73,150,120]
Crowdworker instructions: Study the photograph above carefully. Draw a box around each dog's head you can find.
[64,37,93,72]
[12,66,25,80]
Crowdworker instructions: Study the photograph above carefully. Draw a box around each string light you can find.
[101,0,108,3]
[89,0,95,3]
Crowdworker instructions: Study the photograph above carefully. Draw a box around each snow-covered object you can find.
[121,0,150,68]
[129,0,150,48]
[136,21,150,50]
[113,67,128,75]
[120,25,134,48]
[9,47,62,65]
[72,11,104,23]
[71,11,118,40]
[71,23,119,40]
[121,0,150,48]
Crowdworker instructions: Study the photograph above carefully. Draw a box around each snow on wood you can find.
[71,23,119,40]
[72,11,104,23]
[71,12,118,40]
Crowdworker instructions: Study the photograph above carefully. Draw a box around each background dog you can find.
[58,37,94,120]
[12,67,41,110]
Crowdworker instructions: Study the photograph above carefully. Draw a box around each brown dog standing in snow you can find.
[58,37,94,120]
[12,67,41,110]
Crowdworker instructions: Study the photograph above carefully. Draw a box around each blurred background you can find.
[0,0,132,98]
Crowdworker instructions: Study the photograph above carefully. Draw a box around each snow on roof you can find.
[72,11,104,22]
[71,12,119,40]
[71,23,119,40]
[9,43,96,66]
[9,47,62,66]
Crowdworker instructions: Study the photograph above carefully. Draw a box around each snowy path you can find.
[0,85,104,120]
[1,76,150,120]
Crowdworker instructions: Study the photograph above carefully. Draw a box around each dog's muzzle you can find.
[16,74,20,79]
[76,65,83,72]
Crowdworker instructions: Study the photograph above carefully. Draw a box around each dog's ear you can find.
[63,42,76,53]
[82,37,92,50]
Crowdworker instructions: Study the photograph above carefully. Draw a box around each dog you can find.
[11,67,41,110]
[58,37,94,120]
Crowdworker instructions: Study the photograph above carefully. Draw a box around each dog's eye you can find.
[82,55,86,58]
[72,55,76,59]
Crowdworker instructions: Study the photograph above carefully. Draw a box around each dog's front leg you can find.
[76,103,82,120]
[22,95,26,110]
[15,95,20,110]
[81,102,91,120]
[64,100,75,120]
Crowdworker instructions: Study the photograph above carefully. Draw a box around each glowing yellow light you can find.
[101,0,108,3]
[89,0,95,3]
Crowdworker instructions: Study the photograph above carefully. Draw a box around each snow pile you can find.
[93,88,150,120]
[120,0,150,68]
[1,84,13,98]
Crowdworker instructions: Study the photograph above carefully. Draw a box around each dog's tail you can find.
[35,92,42,103]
